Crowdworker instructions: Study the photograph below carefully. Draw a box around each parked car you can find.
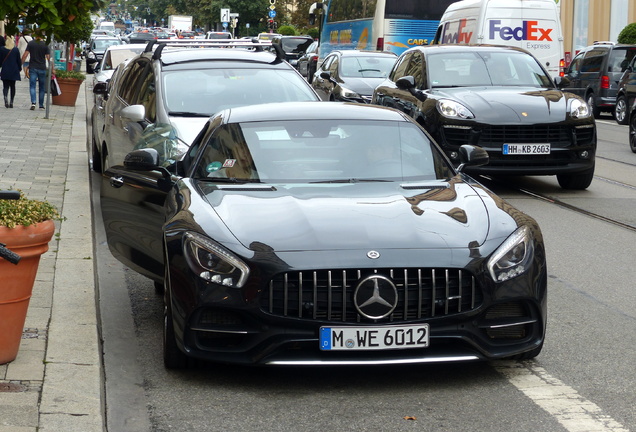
[90,45,146,173]
[373,44,597,190]
[85,37,124,74]
[92,40,320,173]
[297,40,319,83]
[270,35,314,67]
[613,55,636,125]
[312,50,397,103]
[100,101,548,369]
[563,42,636,118]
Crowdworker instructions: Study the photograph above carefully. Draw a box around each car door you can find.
[622,56,636,109]
[374,51,422,118]
[563,51,585,97]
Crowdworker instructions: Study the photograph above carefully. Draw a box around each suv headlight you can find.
[437,99,475,119]
[569,98,590,119]
[339,86,361,99]
[487,226,534,282]
[183,232,249,288]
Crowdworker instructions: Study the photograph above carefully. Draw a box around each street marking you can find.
[494,361,628,432]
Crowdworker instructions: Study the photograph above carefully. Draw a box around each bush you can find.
[306,28,319,40]
[278,25,297,36]
[618,23,636,44]
[0,191,61,228]
[54,69,86,81]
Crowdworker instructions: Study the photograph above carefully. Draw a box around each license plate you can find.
[503,143,550,155]
[320,324,429,351]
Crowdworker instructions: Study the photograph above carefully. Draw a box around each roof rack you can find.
[144,39,286,64]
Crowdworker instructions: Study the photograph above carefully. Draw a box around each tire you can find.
[556,166,595,190]
[630,112,636,153]
[163,261,189,369]
[614,95,628,125]
[91,133,102,173]
[586,93,600,118]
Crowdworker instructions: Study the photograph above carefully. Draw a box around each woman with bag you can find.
[0,35,22,108]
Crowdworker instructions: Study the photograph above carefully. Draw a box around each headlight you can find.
[487,226,534,282]
[183,232,249,288]
[339,86,360,99]
[569,98,590,118]
[437,99,475,119]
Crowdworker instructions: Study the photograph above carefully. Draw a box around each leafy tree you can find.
[618,23,636,44]
[0,0,105,42]
[278,25,297,36]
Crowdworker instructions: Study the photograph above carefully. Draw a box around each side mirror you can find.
[93,81,108,95]
[124,148,160,170]
[320,71,331,80]
[309,13,316,26]
[553,75,571,89]
[396,76,426,101]
[457,145,489,172]
[119,105,146,123]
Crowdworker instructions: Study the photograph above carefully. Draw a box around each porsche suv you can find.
[373,45,597,190]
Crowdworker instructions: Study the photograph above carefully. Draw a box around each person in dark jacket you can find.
[0,35,22,108]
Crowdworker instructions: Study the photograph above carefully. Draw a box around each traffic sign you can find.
[269,10,277,18]
[222,22,228,28]
[270,5,276,10]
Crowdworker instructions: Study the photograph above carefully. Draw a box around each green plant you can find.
[278,25,297,36]
[618,23,636,44]
[0,191,61,229]
[54,68,86,81]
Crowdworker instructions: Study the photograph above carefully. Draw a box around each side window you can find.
[568,52,584,74]
[581,49,605,73]
[321,55,335,72]
[136,65,156,123]
[390,53,412,81]
[405,52,424,88]
[329,57,339,75]
[117,59,147,104]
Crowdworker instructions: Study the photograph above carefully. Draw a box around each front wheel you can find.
[556,166,595,190]
[614,95,628,125]
[587,93,600,118]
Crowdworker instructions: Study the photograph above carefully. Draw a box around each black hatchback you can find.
[373,44,597,190]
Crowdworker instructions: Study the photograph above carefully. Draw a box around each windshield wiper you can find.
[197,177,261,183]
[310,178,392,184]
[168,111,210,117]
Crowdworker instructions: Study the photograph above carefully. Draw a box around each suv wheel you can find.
[614,95,628,125]
[556,166,595,190]
[586,93,600,118]
[630,112,636,153]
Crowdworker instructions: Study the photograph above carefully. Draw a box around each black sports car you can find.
[101,102,547,369]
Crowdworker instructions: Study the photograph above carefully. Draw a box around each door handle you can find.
[110,176,124,188]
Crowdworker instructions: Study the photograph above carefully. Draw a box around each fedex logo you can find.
[489,20,553,41]
[440,19,473,44]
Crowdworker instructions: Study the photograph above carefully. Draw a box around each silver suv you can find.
[92,40,320,172]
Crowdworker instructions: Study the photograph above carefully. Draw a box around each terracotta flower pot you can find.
[0,220,55,364]
[52,78,83,107]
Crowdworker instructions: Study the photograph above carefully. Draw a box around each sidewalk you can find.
[0,76,103,431]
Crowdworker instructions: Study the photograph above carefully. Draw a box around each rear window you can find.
[608,47,636,73]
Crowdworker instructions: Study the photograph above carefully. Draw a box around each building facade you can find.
[559,0,636,62]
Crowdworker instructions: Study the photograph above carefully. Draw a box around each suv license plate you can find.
[503,144,550,155]
[320,324,429,351]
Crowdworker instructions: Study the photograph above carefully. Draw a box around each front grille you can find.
[260,268,482,323]
[442,124,573,148]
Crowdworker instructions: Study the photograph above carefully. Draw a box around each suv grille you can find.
[443,124,573,147]
[260,268,482,323]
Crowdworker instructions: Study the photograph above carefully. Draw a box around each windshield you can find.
[428,51,553,88]
[194,120,453,183]
[93,39,122,51]
[162,68,318,115]
[281,38,313,53]
[340,56,395,78]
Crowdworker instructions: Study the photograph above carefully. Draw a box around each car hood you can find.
[434,87,569,123]
[200,180,493,252]
[342,77,388,97]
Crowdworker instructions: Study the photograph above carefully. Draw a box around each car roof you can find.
[412,44,532,55]
[332,50,397,57]
[223,101,410,124]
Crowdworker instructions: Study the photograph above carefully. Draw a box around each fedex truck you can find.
[432,0,564,77]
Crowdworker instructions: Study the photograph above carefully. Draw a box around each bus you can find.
[315,0,459,60]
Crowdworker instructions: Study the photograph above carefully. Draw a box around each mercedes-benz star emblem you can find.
[367,250,380,259]
[353,275,398,319]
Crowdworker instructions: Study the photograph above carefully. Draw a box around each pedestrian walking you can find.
[21,31,50,110]
[17,29,32,78]
[0,36,22,108]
